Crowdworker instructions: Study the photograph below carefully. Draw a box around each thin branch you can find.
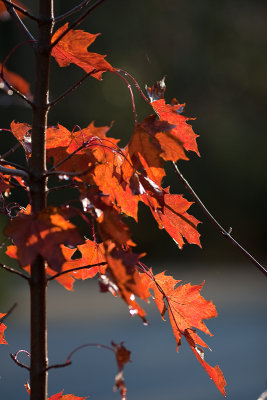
[0,303,17,324]
[2,1,36,44]
[116,68,150,104]
[0,159,29,172]
[113,70,138,124]
[0,263,29,281]
[46,182,80,193]
[172,162,267,277]
[0,165,29,180]
[0,0,39,21]
[0,68,33,106]
[0,143,21,160]
[54,0,92,23]
[47,342,113,370]
[51,0,106,48]
[49,70,96,108]
[10,350,30,370]
[47,262,107,281]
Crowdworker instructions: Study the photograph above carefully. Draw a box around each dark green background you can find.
[0,0,266,266]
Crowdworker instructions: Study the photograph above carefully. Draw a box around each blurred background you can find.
[0,0,267,399]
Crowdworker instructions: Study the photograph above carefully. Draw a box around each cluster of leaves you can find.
[0,5,226,399]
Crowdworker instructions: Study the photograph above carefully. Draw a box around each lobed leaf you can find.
[4,206,84,272]
[51,23,114,80]
[140,270,226,396]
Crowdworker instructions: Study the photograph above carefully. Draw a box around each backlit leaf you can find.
[51,23,114,80]
[4,206,83,272]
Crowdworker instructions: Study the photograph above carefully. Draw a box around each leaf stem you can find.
[54,0,92,23]
[47,262,107,281]
[0,263,29,280]
[49,70,96,108]
[0,142,21,160]
[113,70,138,124]
[2,1,36,44]
[172,162,267,277]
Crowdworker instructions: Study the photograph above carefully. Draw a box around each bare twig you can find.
[0,263,29,280]
[10,350,30,370]
[172,162,267,277]
[2,1,36,44]
[113,70,138,124]
[54,0,92,23]
[0,159,29,172]
[49,70,96,108]
[47,262,107,281]
[0,143,21,160]
[0,164,29,180]
[116,68,150,104]
[0,0,39,21]
[51,0,106,48]
[47,342,113,370]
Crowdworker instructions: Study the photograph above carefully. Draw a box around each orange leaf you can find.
[140,181,201,248]
[10,120,32,155]
[140,270,226,396]
[0,63,31,95]
[145,271,217,348]
[187,336,226,397]
[62,239,107,281]
[4,206,83,272]
[0,313,7,345]
[97,207,135,247]
[147,78,199,157]
[51,23,114,80]
[6,244,76,291]
[100,242,149,322]
[48,391,87,400]
[151,98,199,156]
[127,118,166,187]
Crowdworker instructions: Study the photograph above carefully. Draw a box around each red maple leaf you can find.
[61,239,107,281]
[146,78,199,158]
[4,206,84,272]
[138,173,201,248]
[140,270,226,396]
[99,241,149,322]
[0,313,7,345]
[51,23,114,80]
[0,63,31,95]
[10,120,32,155]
